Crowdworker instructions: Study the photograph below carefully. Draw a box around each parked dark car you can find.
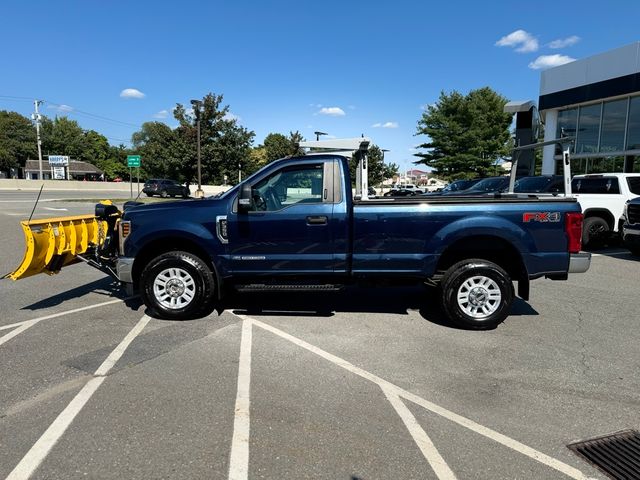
[442,176,510,195]
[513,175,564,194]
[383,189,417,197]
[143,179,190,198]
[422,178,482,196]
[622,197,640,256]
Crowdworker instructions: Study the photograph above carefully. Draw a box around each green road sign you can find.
[127,155,141,167]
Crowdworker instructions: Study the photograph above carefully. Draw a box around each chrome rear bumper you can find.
[569,253,591,274]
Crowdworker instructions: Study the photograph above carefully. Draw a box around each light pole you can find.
[314,131,328,141]
[190,99,204,198]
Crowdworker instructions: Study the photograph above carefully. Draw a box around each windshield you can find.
[443,180,469,192]
[466,177,508,192]
[514,176,554,193]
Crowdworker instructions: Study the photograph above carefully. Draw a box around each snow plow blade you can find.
[6,214,109,281]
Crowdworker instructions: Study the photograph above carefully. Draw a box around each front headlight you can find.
[623,202,629,221]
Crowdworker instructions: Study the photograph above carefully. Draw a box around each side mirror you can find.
[238,183,252,213]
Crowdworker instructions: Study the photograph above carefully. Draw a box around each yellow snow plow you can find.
[5,201,121,281]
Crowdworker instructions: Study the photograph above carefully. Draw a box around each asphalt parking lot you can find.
[1,190,639,479]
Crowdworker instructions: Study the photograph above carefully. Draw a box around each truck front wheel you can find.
[441,259,514,330]
[140,251,215,320]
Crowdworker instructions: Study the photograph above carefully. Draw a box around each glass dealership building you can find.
[539,42,640,175]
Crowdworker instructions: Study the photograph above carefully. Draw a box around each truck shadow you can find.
[225,285,538,330]
[19,277,124,311]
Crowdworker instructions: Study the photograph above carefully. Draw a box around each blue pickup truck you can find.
[112,154,590,329]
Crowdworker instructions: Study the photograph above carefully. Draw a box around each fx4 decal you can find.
[523,212,561,223]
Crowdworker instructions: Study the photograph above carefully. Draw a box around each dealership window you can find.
[627,96,640,150]
[599,99,627,152]
[556,108,578,140]
[576,104,601,154]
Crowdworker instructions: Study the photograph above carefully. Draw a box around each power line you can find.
[46,101,141,128]
[2,95,144,129]
[0,95,34,104]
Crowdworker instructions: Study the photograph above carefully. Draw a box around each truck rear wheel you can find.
[441,259,514,330]
[140,251,215,320]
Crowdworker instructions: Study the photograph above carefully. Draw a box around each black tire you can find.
[145,193,153,197]
[160,190,168,198]
[182,190,189,199]
[582,216,609,248]
[140,251,216,320]
[440,259,514,330]
[629,247,640,257]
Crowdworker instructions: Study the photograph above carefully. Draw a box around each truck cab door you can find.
[225,160,338,277]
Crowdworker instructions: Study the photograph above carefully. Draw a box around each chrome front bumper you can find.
[116,257,134,283]
[569,252,591,274]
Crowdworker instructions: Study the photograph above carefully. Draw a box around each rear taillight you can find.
[565,212,583,253]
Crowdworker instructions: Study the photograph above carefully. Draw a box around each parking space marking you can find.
[235,314,594,480]
[0,298,128,348]
[5,314,151,480]
[382,386,457,479]
[228,319,253,480]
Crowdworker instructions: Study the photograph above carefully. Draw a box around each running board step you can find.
[235,283,344,293]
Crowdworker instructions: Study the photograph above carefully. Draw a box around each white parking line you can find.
[228,319,253,480]
[5,314,151,480]
[382,386,457,480]
[0,298,127,348]
[236,314,594,480]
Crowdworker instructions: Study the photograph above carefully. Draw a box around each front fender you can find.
[125,222,220,259]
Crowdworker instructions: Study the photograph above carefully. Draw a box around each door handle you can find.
[306,215,328,225]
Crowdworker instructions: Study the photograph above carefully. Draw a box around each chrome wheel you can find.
[153,267,196,309]
[456,275,502,319]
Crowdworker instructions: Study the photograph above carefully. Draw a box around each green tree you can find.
[0,111,36,173]
[100,145,130,180]
[40,116,88,160]
[131,122,187,180]
[173,93,255,184]
[261,130,306,163]
[349,144,399,186]
[415,87,513,179]
[263,133,291,162]
[83,130,111,166]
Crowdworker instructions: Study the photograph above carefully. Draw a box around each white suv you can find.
[571,173,640,247]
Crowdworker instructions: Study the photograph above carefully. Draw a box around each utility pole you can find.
[190,99,204,198]
[32,100,44,180]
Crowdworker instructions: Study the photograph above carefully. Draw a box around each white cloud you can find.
[548,35,580,49]
[318,107,345,116]
[372,121,398,129]
[153,109,169,119]
[223,112,241,122]
[120,88,146,99]
[528,54,576,70]
[309,103,323,108]
[495,29,539,53]
[48,104,73,113]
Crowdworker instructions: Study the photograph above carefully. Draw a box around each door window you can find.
[250,164,324,212]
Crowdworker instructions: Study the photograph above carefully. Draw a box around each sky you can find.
[2,0,640,173]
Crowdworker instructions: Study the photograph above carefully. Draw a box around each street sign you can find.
[52,167,65,179]
[127,155,141,167]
